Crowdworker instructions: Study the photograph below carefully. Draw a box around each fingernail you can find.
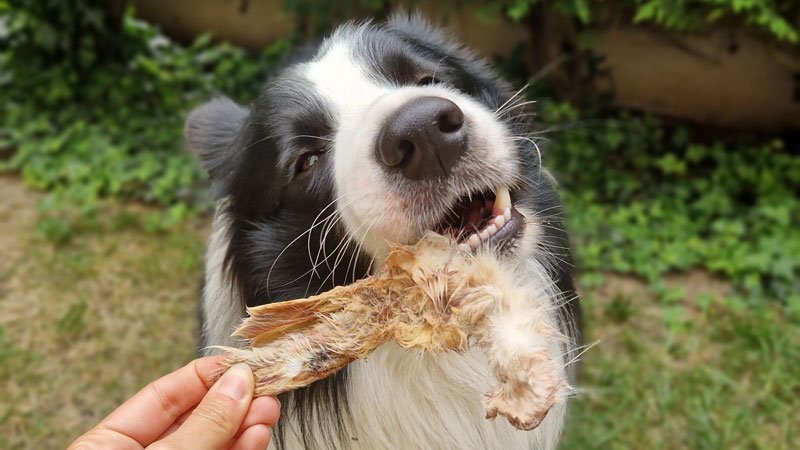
[217,363,252,401]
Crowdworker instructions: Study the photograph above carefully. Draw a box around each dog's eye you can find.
[297,151,323,174]
[417,75,441,86]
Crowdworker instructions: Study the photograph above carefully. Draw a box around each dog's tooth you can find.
[494,215,506,228]
[487,224,497,235]
[494,186,511,210]
[458,243,470,252]
[503,208,511,221]
[468,234,480,248]
[480,230,489,241]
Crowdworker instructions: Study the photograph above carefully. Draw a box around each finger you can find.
[159,395,279,442]
[154,363,254,450]
[154,405,196,441]
[98,356,225,446]
[230,425,270,450]
[67,427,143,450]
[237,396,281,435]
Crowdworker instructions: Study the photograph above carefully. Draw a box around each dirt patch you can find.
[0,176,40,287]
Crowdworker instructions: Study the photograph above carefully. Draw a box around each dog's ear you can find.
[386,9,450,48]
[185,97,248,184]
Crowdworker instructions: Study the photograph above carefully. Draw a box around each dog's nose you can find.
[376,96,467,179]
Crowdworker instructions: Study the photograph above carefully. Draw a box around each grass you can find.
[0,177,206,449]
[562,274,800,449]
[0,176,797,449]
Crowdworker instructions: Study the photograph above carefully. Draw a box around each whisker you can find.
[562,340,599,369]
[507,135,543,171]
[432,55,448,82]
[494,83,530,116]
[528,53,570,87]
[290,134,333,142]
[496,100,538,118]
[315,215,375,294]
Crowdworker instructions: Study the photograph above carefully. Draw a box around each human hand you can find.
[69,356,280,450]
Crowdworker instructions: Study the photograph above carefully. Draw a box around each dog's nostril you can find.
[379,139,411,167]
[398,140,415,156]
[437,109,464,133]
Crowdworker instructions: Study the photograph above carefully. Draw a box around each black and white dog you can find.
[186,13,580,450]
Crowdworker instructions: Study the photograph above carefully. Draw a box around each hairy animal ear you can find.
[185,97,248,183]
[386,11,450,49]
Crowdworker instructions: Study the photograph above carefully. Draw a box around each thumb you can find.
[156,363,254,450]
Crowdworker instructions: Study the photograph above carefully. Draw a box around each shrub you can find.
[538,102,800,302]
[0,1,288,235]
[488,0,800,43]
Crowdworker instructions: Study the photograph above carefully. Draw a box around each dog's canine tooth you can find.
[494,186,511,210]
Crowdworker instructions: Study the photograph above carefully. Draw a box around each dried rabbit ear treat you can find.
[215,232,571,431]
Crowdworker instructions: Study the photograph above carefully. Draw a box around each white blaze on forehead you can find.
[303,40,388,126]
[303,39,401,258]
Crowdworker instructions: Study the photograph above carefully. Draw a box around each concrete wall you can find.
[130,0,529,58]
[595,27,800,131]
[131,0,800,131]
[131,0,293,49]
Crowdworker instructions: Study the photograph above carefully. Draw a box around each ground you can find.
[0,176,206,448]
[0,176,797,449]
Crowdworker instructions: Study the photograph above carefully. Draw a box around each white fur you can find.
[201,206,244,352]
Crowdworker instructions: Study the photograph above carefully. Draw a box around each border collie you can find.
[186,13,580,450]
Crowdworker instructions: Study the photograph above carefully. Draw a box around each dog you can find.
[185,13,581,450]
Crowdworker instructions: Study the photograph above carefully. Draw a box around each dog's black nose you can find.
[376,96,467,179]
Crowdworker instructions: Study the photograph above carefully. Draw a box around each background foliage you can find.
[540,103,800,304]
[0,0,289,238]
[493,0,800,43]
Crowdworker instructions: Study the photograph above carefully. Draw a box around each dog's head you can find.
[186,14,568,306]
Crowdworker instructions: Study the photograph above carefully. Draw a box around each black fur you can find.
[188,14,580,450]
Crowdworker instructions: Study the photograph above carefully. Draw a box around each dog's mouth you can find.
[432,186,524,253]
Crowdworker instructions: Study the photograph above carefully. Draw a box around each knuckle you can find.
[192,396,237,432]
[146,380,183,418]
[68,440,95,450]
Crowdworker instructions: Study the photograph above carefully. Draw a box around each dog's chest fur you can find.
[202,212,567,450]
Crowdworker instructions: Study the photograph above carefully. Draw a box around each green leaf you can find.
[507,0,532,22]
[633,1,660,23]
[573,0,591,24]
